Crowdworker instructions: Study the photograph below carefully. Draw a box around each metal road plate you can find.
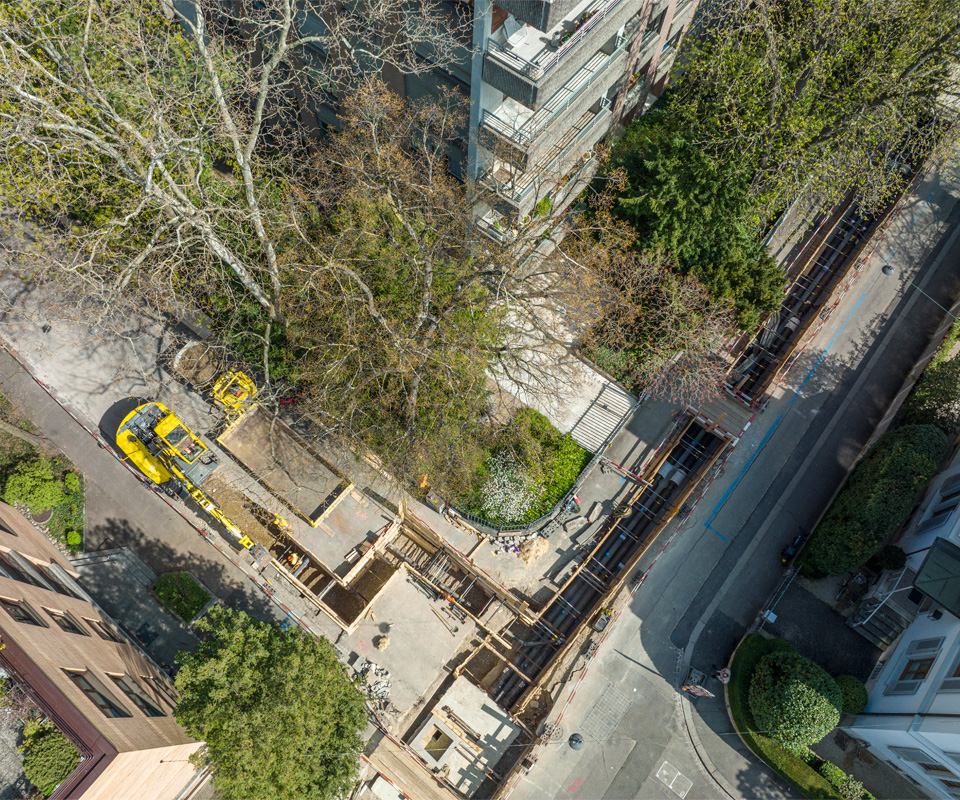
[656,761,692,798]
[579,683,631,743]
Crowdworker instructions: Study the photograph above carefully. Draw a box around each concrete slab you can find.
[409,678,521,797]
[297,490,395,579]
[343,574,471,714]
[69,547,199,670]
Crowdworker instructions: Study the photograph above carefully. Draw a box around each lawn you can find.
[728,634,841,800]
[153,572,211,621]
[457,408,591,526]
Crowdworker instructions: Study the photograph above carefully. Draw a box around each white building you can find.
[843,448,960,799]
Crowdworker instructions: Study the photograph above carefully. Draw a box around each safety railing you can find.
[485,0,627,80]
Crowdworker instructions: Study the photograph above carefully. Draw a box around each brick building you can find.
[0,502,208,799]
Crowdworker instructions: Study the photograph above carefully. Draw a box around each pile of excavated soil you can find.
[519,537,549,564]
[173,343,221,386]
[203,474,275,548]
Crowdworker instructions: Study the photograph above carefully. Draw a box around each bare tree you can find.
[581,250,735,408]
[0,0,469,373]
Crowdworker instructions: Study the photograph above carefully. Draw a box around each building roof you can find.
[914,536,960,619]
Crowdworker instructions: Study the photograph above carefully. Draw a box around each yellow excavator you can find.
[115,401,254,548]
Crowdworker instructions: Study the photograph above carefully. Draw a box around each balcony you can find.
[481,100,612,215]
[475,206,518,244]
[487,0,626,80]
[481,44,625,150]
[483,0,637,106]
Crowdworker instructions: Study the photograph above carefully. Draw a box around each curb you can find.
[677,684,741,799]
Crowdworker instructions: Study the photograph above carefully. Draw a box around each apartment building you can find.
[298,0,698,240]
[469,0,697,239]
[0,502,207,800]
[842,447,960,799]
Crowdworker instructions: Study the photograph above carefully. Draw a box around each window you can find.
[920,762,955,774]
[644,9,666,38]
[2,552,56,592]
[0,598,46,626]
[885,638,944,695]
[916,475,960,532]
[145,676,178,709]
[943,779,960,789]
[109,675,164,717]
[84,618,123,643]
[901,658,935,681]
[64,671,131,718]
[44,610,88,636]
[41,564,85,601]
[0,553,34,586]
[941,652,960,692]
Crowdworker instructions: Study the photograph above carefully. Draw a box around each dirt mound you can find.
[173,343,221,386]
[203,475,274,548]
[519,537,549,564]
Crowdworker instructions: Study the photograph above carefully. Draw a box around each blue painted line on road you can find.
[704,289,870,537]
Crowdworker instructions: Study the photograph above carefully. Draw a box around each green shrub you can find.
[3,459,65,514]
[901,357,960,433]
[66,531,82,547]
[818,761,846,788]
[802,425,948,575]
[839,775,867,800]
[20,721,80,796]
[749,651,842,746]
[534,196,553,218]
[867,545,907,573]
[153,572,211,621]
[728,635,840,799]
[464,409,590,524]
[63,472,80,493]
[835,675,868,714]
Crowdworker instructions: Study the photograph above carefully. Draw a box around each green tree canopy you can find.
[748,650,842,747]
[20,720,80,797]
[174,606,366,800]
[671,0,960,222]
[835,675,868,715]
[604,114,783,330]
[901,357,960,433]
[803,424,949,575]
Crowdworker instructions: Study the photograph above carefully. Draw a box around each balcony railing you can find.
[486,0,627,80]
[481,42,625,148]
[475,214,517,243]
[482,100,611,203]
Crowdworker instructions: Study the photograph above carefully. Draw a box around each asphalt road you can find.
[511,160,960,800]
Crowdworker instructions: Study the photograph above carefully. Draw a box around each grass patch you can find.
[728,634,841,800]
[153,572,211,621]
[457,409,591,525]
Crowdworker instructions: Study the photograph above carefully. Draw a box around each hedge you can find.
[901,357,960,433]
[21,721,80,797]
[802,424,948,576]
[749,650,842,747]
[728,634,841,799]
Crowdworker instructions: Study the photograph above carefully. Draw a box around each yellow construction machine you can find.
[116,401,253,548]
[211,370,258,419]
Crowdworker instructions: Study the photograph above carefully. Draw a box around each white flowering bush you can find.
[480,452,543,524]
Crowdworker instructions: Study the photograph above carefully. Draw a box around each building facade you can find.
[0,502,207,799]
[842,447,960,800]
[298,0,699,240]
[469,0,697,237]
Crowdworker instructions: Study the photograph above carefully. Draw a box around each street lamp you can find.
[881,264,958,321]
